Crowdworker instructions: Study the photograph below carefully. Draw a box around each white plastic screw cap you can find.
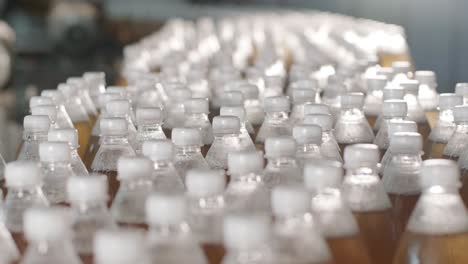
[67,174,108,202]
[228,150,264,176]
[29,96,53,108]
[390,132,422,153]
[31,105,57,123]
[382,100,408,118]
[366,75,387,91]
[420,159,460,189]
[438,93,463,109]
[414,71,437,86]
[39,141,71,162]
[383,87,405,100]
[223,213,270,250]
[387,120,418,135]
[23,115,50,132]
[343,144,380,169]
[220,106,246,121]
[265,136,296,158]
[146,192,186,225]
[185,169,226,197]
[94,229,146,264]
[142,139,174,161]
[304,160,343,191]
[184,98,209,114]
[135,107,163,125]
[100,117,128,136]
[5,161,42,188]
[303,114,334,131]
[293,124,322,145]
[454,105,468,123]
[48,128,79,148]
[264,96,290,113]
[303,103,332,116]
[212,116,240,135]
[392,61,411,74]
[455,83,468,97]
[106,100,131,116]
[24,207,71,242]
[400,79,420,95]
[171,127,202,146]
[117,156,153,180]
[220,91,244,107]
[340,93,364,109]
[271,185,311,217]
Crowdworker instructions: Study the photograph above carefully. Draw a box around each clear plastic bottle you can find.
[94,229,149,264]
[105,100,138,150]
[39,141,75,204]
[455,82,468,105]
[184,98,213,155]
[163,87,192,135]
[146,192,207,264]
[341,144,396,264]
[67,77,99,125]
[394,159,468,263]
[83,71,106,107]
[17,115,50,161]
[67,175,116,261]
[443,105,468,160]
[185,169,226,264]
[48,128,89,176]
[21,207,82,264]
[414,70,439,115]
[391,61,412,82]
[293,124,324,167]
[206,116,243,170]
[303,114,342,162]
[363,75,387,127]
[303,160,343,196]
[373,99,408,156]
[37,92,75,129]
[334,92,374,152]
[134,107,166,154]
[271,185,333,264]
[141,139,184,192]
[303,103,333,118]
[220,106,256,151]
[31,105,60,130]
[380,120,418,169]
[112,156,154,229]
[0,192,19,263]
[263,136,301,187]
[290,88,319,125]
[426,93,463,159]
[172,127,210,179]
[29,96,53,110]
[374,86,405,132]
[222,213,276,264]
[255,96,291,149]
[382,132,423,239]
[400,79,430,141]
[238,83,264,135]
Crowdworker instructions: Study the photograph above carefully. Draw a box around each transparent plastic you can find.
[91,135,136,174]
[264,157,301,188]
[184,113,214,147]
[135,117,166,155]
[17,129,48,162]
[0,194,20,263]
[334,99,374,147]
[206,134,243,170]
[41,161,75,204]
[256,112,292,144]
[444,122,468,160]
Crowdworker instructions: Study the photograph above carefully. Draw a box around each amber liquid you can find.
[89,114,97,128]
[202,243,225,264]
[163,128,172,139]
[417,122,431,145]
[366,115,378,129]
[208,108,220,122]
[460,170,468,208]
[425,110,439,129]
[354,210,397,264]
[117,222,148,230]
[83,135,100,170]
[74,121,93,159]
[393,231,468,263]
[338,143,351,155]
[326,235,372,264]
[201,144,211,157]
[388,193,420,240]
[12,232,28,256]
[425,141,446,159]
[255,143,264,153]
[93,170,119,204]
[80,254,93,264]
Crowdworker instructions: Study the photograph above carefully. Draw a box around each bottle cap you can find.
[98,93,123,110]
[366,75,387,91]
[100,117,128,136]
[146,192,186,225]
[387,120,418,136]
[39,141,71,163]
[67,174,108,203]
[228,150,264,176]
[184,98,209,114]
[117,156,153,180]
[304,160,343,192]
[48,128,79,148]
[264,96,290,113]
[41,90,65,103]
[382,100,407,118]
[271,185,311,217]
[290,88,316,104]
[340,93,364,109]
[171,128,202,146]
[135,107,163,126]
[288,79,318,92]
[29,96,53,108]
[303,114,333,131]
[414,70,437,86]
[392,61,411,74]
[67,77,86,88]
[439,93,463,109]
[106,86,127,96]
[265,136,296,158]
[383,87,405,100]
[224,213,270,250]
[106,100,131,117]
[212,116,240,135]
[376,67,395,80]
[293,124,322,145]
[24,207,71,242]
[31,105,57,124]
[220,91,244,107]
[400,79,420,95]
[23,115,50,132]
[454,105,468,122]
[220,106,246,121]
[455,83,468,97]
[5,161,42,188]
[420,159,460,189]
[303,103,332,116]
[57,83,77,97]
[142,139,174,161]
[390,132,422,154]
[185,169,226,197]
[94,229,146,264]
[169,88,192,103]
[238,83,259,99]
[343,144,379,169]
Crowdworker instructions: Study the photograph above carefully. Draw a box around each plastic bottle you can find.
[374,86,405,132]
[67,175,116,262]
[31,105,60,130]
[134,107,166,154]
[220,106,256,151]
[163,87,192,136]
[206,116,243,170]
[17,115,50,161]
[363,75,387,127]
[391,61,412,82]
[426,93,463,159]
[373,99,408,156]
[105,99,138,150]
[48,128,89,176]
[303,159,343,196]
[293,124,324,167]
[39,141,75,204]
[263,136,301,187]
[443,105,468,160]
[255,96,291,150]
[237,83,264,136]
[290,88,319,125]
[67,77,99,126]
[91,117,136,200]
[186,169,226,264]
[303,114,342,162]
[271,185,333,264]
[400,79,430,141]
[334,92,374,153]
[222,213,276,264]
[0,191,19,263]
[141,139,184,192]
[94,229,149,264]
[146,192,207,264]
[184,98,213,155]
[455,82,468,105]
[21,207,82,264]
[341,144,396,264]
[380,120,418,169]
[303,103,333,118]
[393,159,468,263]
[39,91,75,129]
[382,132,423,239]
[83,71,106,106]
[112,156,153,229]
[414,70,439,117]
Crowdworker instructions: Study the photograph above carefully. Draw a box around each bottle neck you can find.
[175,145,202,155]
[23,131,48,141]
[230,172,263,182]
[267,157,297,167]
[152,160,174,170]
[297,143,321,153]
[100,135,130,145]
[345,166,379,177]
[265,111,288,120]
[148,222,191,237]
[71,199,108,213]
[455,122,468,131]
[137,123,163,133]
[185,112,209,121]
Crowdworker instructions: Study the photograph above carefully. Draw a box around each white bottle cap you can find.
[135,107,163,126]
[146,192,186,225]
[5,161,42,188]
[303,103,332,116]
[390,132,422,154]
[31,105,57,124]
[228,150,264,176]
[24,207,71,242]
[117,156,153,180]
[271,185,311,217]
[100,117,128,136]
[303,114,333,131]
[340,93,364,109]
[220,91,244,107]
[238,83,259,99]
[264,96,290,113]
[57,83,77,97]
[343,144,379,169]
[438,93,463,109]
[454,105,468,122]
[212,116,240,135]
[304,160,343,191]
[94,229,146,264]
[414,70,437,86]
[106,100,131,116]
[67,76,85,88]
[420,159,460,189]
[382,100,408,118]
[387,120,418,136]
[400,79,420,95]
[142,139,174,161]
[48,128,79,148]
[171,128,202,146]
[29,96,53,108]
[366,75,387,91]
[106,86,127,95]
[224,213,270,250]
[293,124,322,145]
[185,169,226,197]
[39,141,71,163]
[220,106,246,121]
[98,93,123,110]
[184,98,209,114]
[376,67,395,80]
[383,87,405,100]
[67,174,108,203]
[290,88,316,104]
[265,136,296,158]
[41,90,65,103]
[392,61,411,74]
[23,115,50,132]
[455,83,468,97]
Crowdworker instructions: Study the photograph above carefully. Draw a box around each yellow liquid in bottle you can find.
[326,234,372,264]
[74,121,92,159]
